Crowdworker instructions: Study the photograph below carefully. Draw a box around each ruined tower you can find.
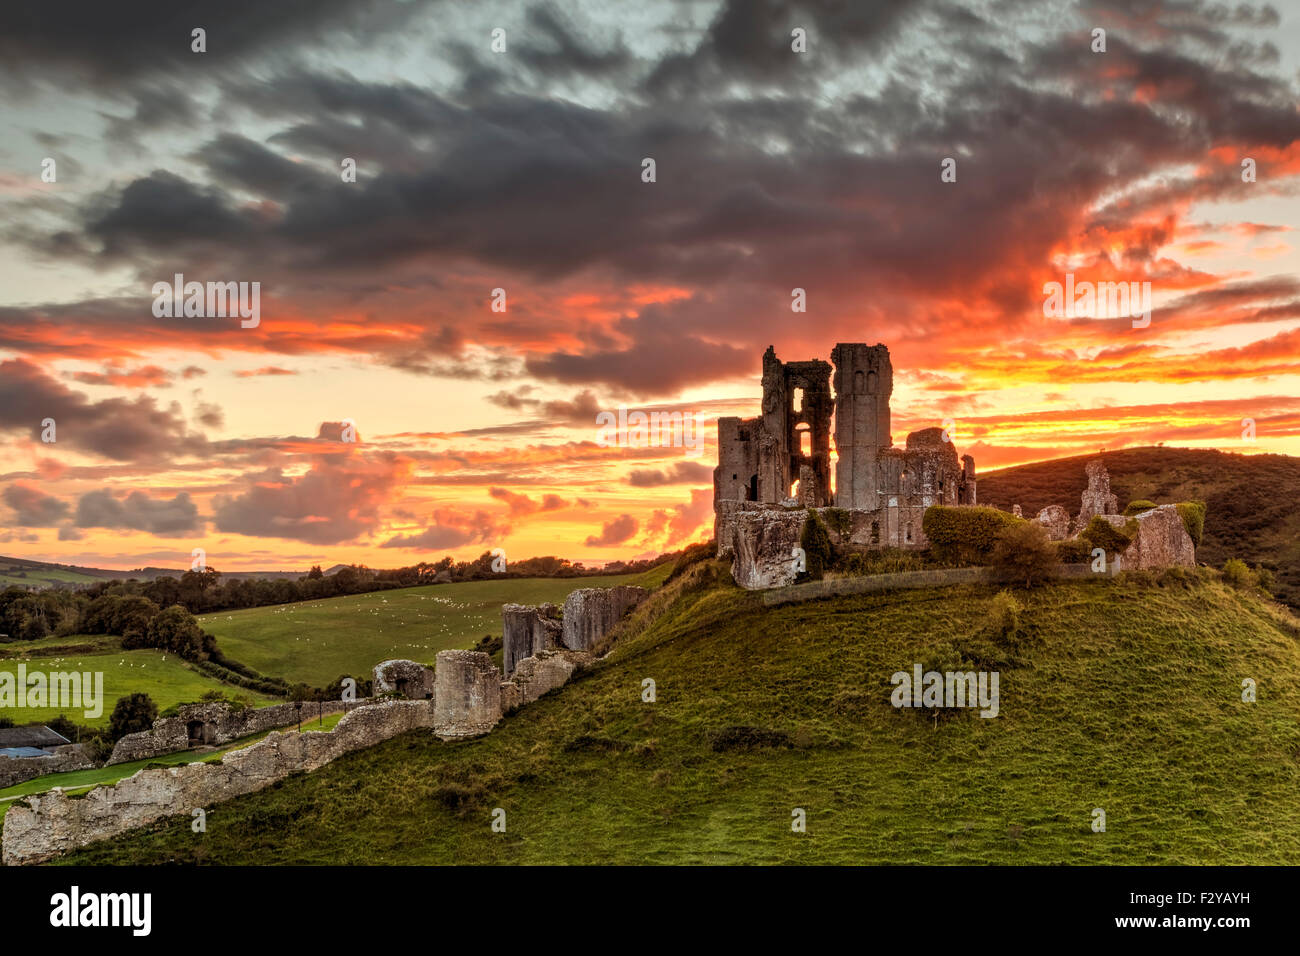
[830,343,893,510]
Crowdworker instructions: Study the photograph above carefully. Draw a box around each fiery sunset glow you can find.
[1,0,1298,572]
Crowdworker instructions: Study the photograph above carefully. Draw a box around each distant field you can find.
[0,646,277,728]
[0,558,101,590]
[200,566,673,687]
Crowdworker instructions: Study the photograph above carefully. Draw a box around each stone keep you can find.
[713,342,978,578]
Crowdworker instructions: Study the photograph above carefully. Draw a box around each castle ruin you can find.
[714,343,976,570]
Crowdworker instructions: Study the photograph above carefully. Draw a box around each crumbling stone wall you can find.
[3,636,603,864]
[107,698,355,766]
[433,650,501,739]
[373,659,435,699]
[1074,459,1119,534]
[0,744,95,789]
[2,699,437,866]
[502,603,562,676]
[500,649,592,712]
[1035,505,1071,541]
[1094,505,1195,570]
[731,508,807,589]
[560,586,648,652]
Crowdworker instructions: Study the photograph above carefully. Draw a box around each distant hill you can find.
[0,555,305,589]
[979,446,1300,608]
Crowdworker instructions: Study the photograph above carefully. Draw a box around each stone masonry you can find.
[1094,504,1195,570]
[107,698,355,766]
[373,659,435,698]
[560,586,648,652]
[432,649,502,738]
[0,743,95,789]
[502,602,562,677]
[715,343,977,584]
[1074,458,1119,534]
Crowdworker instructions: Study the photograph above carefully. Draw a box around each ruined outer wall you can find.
[107,698,356,766]
[0,744,95,789]
[502,603,561,677]
[2,700,436,866]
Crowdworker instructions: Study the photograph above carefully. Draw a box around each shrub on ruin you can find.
[1080,516,1136,558]
[991,522,1060,588]
[799,509,834,581]
[1054,538,1093,564]
[923,506,1024,565]
[1123,499,1157,516]
[108,692,157,742]
[822,507,853,537]
[1176,501,1206,547]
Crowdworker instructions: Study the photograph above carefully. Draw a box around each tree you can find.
[145,605,207,659]
[109,692,158,742]
[991,522,1060,588]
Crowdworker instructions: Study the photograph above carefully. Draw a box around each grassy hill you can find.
[199,566,672,687]
[978,447,1300,608]
[57,560,1300,865]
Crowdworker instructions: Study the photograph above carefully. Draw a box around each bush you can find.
[1222,558,1253,589]
[1081,515,1137,557]
[834,548,924,576]
[1176,501,1206,547]
[991,522,1060,588]
[108,692,157,742]
[145,605,208,660]
[987,590,1023,638]
[1256,565,1276,595]
[822,508,852,537]
[922,506,1024,565]
[799,510,833,581]
[1055,538,1093,564]
[1123,499,1157,516]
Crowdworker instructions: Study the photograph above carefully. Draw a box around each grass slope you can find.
[59,562,1300,865]
[198,566,671,687]
[0,645,277,729]
[979,446,1300,608]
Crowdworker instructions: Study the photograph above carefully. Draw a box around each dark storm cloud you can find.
[0,358,212,462]
[0,0,416,87]
[6,0,1299,400]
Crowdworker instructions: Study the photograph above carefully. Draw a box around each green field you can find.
[57,560,1300,865]
[198,567,672,687]
[0,645,277,729]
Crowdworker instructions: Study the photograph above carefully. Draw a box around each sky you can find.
[0,0,1298,572]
